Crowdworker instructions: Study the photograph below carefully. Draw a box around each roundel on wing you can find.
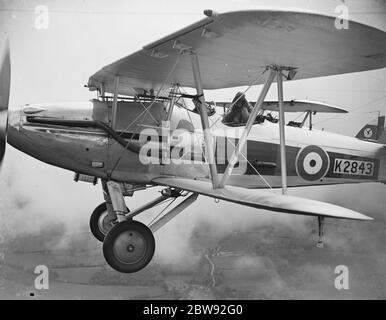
[295,145,330,181]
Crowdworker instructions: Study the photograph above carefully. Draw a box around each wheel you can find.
[89,202,113,242]
[90,202,130,242]
[103,220,155,273]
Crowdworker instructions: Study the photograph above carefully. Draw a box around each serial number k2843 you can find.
[333,158,374,176]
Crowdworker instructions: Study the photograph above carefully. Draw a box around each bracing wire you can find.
[147,197,177,226]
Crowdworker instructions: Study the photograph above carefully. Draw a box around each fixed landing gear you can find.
[102,220,155,273]
[91,180,197,273]
[90,202,113,242]
[89,202,130,242]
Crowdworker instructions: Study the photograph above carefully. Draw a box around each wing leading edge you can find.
[88,10,386,96]
[152,177,372,221]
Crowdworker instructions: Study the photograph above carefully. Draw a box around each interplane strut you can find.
[219,68,276,188]
[217,66,289,195]
[111,76,120,129]
[277,68,287,195]
[190,52,220,189]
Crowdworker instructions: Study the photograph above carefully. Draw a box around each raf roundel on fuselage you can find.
[296,145,330,182]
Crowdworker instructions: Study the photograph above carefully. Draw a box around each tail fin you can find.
[356,115,385,142]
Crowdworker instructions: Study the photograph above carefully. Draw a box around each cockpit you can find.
[212,95,347,129]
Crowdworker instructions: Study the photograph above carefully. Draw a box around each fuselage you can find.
[7,99,386,189]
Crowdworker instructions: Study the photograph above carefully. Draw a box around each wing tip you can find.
[338,212,374,221]
[356,214,374,221]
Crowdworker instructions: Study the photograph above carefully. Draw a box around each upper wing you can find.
[212,100,348,113]
[88,10,386,95]
[152,177,372,221]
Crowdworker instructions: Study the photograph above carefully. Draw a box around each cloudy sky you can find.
[0,0,386,299]
[1,0,385,217]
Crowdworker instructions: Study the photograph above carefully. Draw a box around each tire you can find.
[89,202,112,242]
[103,220,155,273]
[90,202,130,242]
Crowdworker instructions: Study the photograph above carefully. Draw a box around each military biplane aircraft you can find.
[1,10,386,273]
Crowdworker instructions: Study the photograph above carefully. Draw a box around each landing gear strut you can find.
[316,216,325,248]
[92,180,197,273]
[100,180,157,273]
[89,180,131,242]
[89,202,130,242]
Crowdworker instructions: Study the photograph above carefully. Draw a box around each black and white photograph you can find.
[0,0,386,306]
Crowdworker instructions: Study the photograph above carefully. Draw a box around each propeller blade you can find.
[0,39,10,164]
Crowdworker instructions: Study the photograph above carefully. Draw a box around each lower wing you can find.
[152,177,372,221]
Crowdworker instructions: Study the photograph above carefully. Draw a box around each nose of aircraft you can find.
[0,107,21,165]
[7,108,21,129]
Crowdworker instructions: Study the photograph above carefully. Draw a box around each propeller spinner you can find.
[0,40,10,165]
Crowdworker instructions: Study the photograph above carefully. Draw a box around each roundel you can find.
[295,145,330,181]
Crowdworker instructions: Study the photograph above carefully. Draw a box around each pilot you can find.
[266,112,274,122]
[192,97,215,116]
[223,92,251,124]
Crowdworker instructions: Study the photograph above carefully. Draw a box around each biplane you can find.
[1,10,386,273]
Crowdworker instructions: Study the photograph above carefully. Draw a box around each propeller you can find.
[0,39,10,165]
